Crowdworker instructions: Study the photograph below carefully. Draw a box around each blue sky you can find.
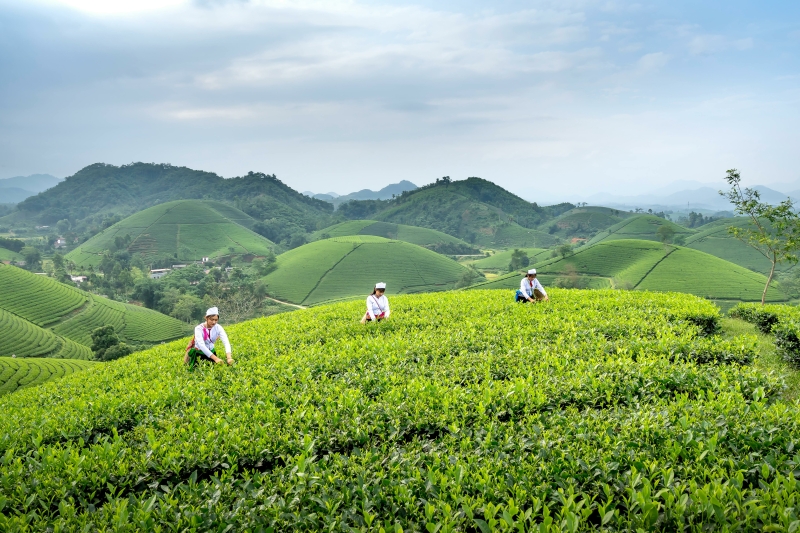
[0,0,797,201]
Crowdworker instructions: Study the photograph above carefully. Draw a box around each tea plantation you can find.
[66,199,275,267]
[312,220,476,252]
[0,357,96,396]
[0,265,190,356]
[471,248,552,271]
[262,236,468,305]
[1,289,799,531]
[472,240,786,302]
[587,215,693,245]
[0,246,21,262]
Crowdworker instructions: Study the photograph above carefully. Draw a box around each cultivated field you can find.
[541,206,630,236]
[471,247,551,271]
[2,307,92,360]
[0,246,22,261]
[262,236,468,305]
[2,289,798,530]
[66,200,275,266]
[0,357,95,396]
[470,239,786,301]
[586,214,694,245]
[312,220,475,251]
[0,263,87,325]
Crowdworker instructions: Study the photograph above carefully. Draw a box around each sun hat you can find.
[206,307,219,317]
[375,282,387,289]
[527,269,537,275]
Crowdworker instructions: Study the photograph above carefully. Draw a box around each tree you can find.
[91,325,121,361]
[721,169,800,304]
[508,249,530,272]
[171,294,203,323]
[21,246,41,270]
[657,225,675,244]
[557,243,573,258]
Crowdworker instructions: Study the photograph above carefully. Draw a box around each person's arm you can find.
[217,325,233,363]
[194,325,215,359]
[521,279,534,301]
[366,297,376,321]
[535,279,548,299]
[384,297,390,318]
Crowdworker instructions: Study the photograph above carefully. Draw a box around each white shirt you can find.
[194,323,231,358]
[366,294,390,320]
[520,277,546,298]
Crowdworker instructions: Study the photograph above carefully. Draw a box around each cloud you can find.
[688,34,753,55]
[637,51,669,70]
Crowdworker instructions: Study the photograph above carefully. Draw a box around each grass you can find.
[66,200,275,267]
[586,214,694,245]
[0,357,96,396]
[467,239,786,302]
[262,236,469,305]
[720,317,800,401]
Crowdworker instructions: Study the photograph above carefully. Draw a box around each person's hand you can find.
[226,353,234,365]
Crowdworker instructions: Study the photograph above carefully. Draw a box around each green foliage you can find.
[728,303,800,366]
[721,169,800,304]
[5,290,800,530]
[263,236,469,305]
[0,357,95,396]
[90,325,136,361]
[102,342,134,362]
[0,264,86,325]
[508,248,530,271]
[472,248,550,271]
[657,224,676,243]
[66,200,276,267]
[0,236,24,253]
[0,308,93,360]
[541,206,629,239]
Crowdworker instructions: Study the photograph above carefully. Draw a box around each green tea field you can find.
[471,247,551,271]
[0,264,190,353]
[0,357,96,396]
[471,239,786,302]
[683,218,795,275]
[541,206,631,237]
[312,220,477,253]
[586,214,694,245]
[66,200,274,266]
[2,289,799,530]
[262,236,469,305]
[0,246,22,261]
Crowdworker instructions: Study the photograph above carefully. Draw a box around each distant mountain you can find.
[9,163,333,225]
[0,174,62,203]
[0,187,36,204]
[307,180,418,207]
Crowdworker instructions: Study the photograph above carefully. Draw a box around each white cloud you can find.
[688,34,753,55]
[637,51,669,70]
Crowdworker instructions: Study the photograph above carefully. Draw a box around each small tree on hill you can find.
[508,249,530,272]
[91,325,133,361]
[657,225,675,244]
[721,169,800,305]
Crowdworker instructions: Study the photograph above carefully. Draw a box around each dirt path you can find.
[264,296,306,309]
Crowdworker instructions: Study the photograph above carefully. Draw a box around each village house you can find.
[149,268,171,279]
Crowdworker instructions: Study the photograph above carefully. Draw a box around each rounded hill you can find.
[66,200,275,266]
[1,357,96,396]
[586,214,694,245]
[541,206,631,238]
[471,247,550,271]
[312,220,480,254]
[470,239,786,302]
[262,236,469,305]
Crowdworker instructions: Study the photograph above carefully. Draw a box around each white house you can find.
[54,237,67,248]
[70,275,88,283]
[149,268,171,279]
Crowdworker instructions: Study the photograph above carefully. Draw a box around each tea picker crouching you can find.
[516,269,548,303]
[184,307,234,369]
[361,282,391,323]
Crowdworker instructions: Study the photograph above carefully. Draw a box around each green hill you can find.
[586,214,694,245]
[683,218,794,275]
[0,246,22,261]
[262,236,469,305]
[471,247,551,271]
[470,239,786,302]
[541,206,632,239]
[337,177,567,248]
[1,357,96,396]
[312,220,480,254]
[2,290,798,530]
[8,162,333,226]
[66,200,276,266]
[0,264,188,353]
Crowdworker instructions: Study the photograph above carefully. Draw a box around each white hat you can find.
[206,307,219,317]
[527,269,537,275]
[375,282,386,289]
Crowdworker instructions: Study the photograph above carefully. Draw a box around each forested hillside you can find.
[337,177,571,246]
[10,163,333,226]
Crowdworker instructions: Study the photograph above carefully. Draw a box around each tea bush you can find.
[1,289,799,531]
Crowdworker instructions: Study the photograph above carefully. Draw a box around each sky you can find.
[0,0,798,202]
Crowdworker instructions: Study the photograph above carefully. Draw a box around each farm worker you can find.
[361,282,391,323]
[183,307,234,368]
[516,269,548,303]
